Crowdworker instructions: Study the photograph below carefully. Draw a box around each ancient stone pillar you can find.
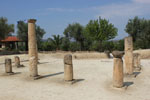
[36,44,39,64]
[138,54,141,67]
[124,36,134,75]
[14,56,20,68]
[5,58,13,73]
[112,51,124,88]
[64,54,73,81]
[133,53,141,71]
[28,19,38,77]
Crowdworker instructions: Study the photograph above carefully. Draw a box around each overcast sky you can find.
[0,0,150,39]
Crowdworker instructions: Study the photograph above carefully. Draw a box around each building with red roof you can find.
[0,36,22,50]
[1,36,20,42]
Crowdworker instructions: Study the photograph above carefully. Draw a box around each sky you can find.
[0,0,150,40]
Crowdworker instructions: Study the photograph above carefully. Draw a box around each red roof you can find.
[1,36,20,42]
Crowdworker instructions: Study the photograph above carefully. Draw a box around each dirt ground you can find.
[0,53,150,100]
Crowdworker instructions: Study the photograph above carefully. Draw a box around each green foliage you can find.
[85,17,118,42]
[0,17,14,39]
[102,41,114,52]
[60,37,70,51]
[85,17,118,51]
[125,16,150,49]
[17,21,45,50]
[63,23,85,50]
[69,42,81,51]
[48,35,62,50]
[36,26,46,49]
[88,41,99,51]
[17,21,28,41]
[113,39,124,51]
[40,40,55,51]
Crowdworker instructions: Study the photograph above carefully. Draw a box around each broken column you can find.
[124,36,134,75]
[28,19,38,77]
[5,58,13,73]
[133,53,141,71]
[138,53,141,67]
[112,51,124,88]
[64,54,73,81]
[14,56,20,68]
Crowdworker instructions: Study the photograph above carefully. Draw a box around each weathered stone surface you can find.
[124,36,134,75]
[112,51,124,58]
[64,54,73,81]
[133,53,141,71]
[138,53,141,67]
[64,64,73,81]
[113,54,124,88]
[133,53,139,67]
[64,54,72,65]
[125,36,133,51]
[28,19,38,77]
[125,51,134,74]
[15,56,20,67]
[5,58,13,73]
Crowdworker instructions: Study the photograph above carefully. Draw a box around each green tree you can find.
[36,26,46,50]
[113,39,124,51]
[48,35,62,50]
[0,17,14,40]
[17,21,45,50]
[125,16,141,42]
[125,16,150,49]
[85,17,118,51]
[60,37,70,51]
[63,23,85,50]
[40,40,55,51]
[17,21,28,50]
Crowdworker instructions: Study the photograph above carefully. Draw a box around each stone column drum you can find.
[5,58,13,73]
[133,53,141,71]
[35,43,39,64]
[112,51,124,88]
[64,54,73,81]
[124,36,134,75]
[15,56,20,68]
[28,19,38,77]
[138,54,141,67]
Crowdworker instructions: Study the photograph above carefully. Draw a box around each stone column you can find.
[15,56,20,68]
[64,54,73,81]
[112,51,124,88]
[36,43,39,64]
[133,53,141,71]
[138,54,141,67]
[5,58,13,73]
[28,19,38,77]
[124,36,134,75]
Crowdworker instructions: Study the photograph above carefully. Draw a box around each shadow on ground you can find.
[133,72,141,77]
[72,79,85,84]
[36,72,64,80]
[38,62,49,65]
[124,81,134,87]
